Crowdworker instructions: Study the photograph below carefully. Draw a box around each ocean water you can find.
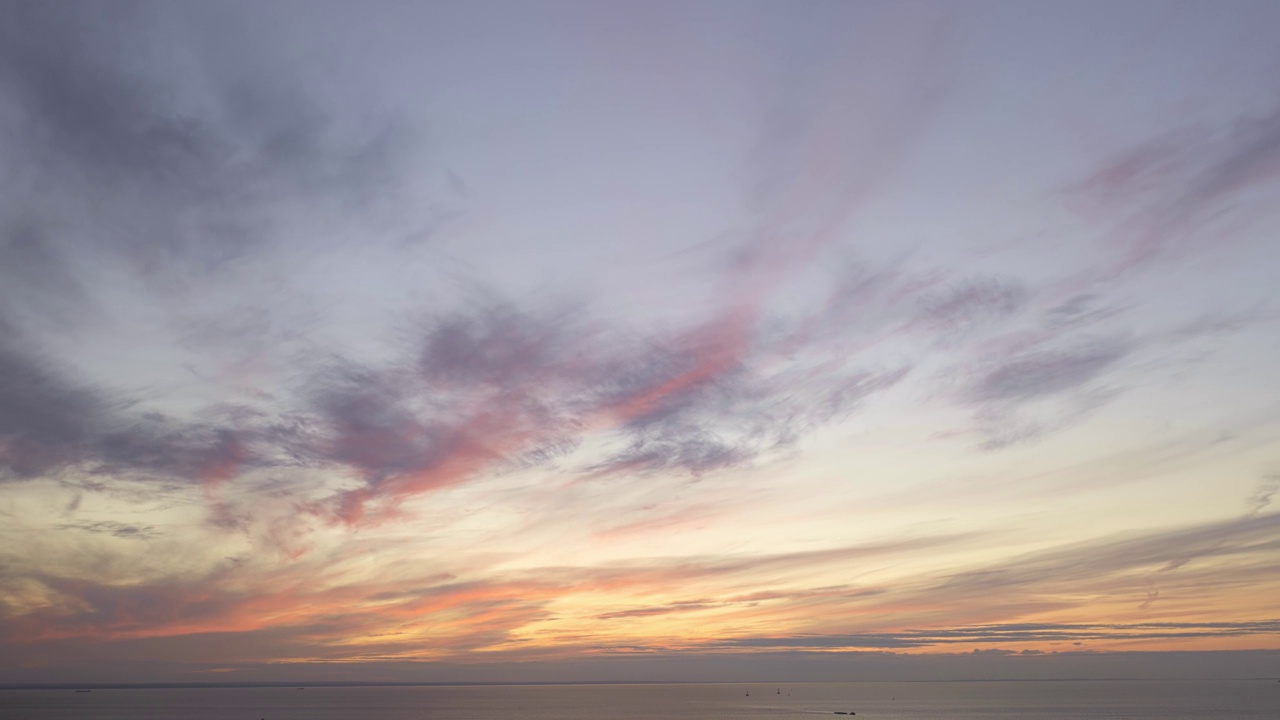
[1,680,1277,720]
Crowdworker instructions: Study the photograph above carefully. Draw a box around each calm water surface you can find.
[1,680,1276,720]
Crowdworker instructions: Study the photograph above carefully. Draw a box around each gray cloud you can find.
[0,313,258,485]
[712,620,1280,650]
[1042,294,1120,331]
[0,0,435,412]
[972,338,1130,403]
[54,520,161,541]
[588,359,909,479]
[0,1,923,513]
[2,247,911,527]
[0,1,411,273]
[0,323,104,478]
[0,315,267,490]
[914,279,1028,336]
[595,600,720,620]
[417,301,581,389]
[951,333,1134,450]
[0,529,970,655]
[305,362,442,483]
[270,294,913,521]
[0,2,427,490]
[1069,98,1280,277]
[1179,102,1280,210]
[0,222,93,330]
[0,0,1275,683]
[1246,472,1280,517]
[921,512,1280,608]
[591,427,753,478]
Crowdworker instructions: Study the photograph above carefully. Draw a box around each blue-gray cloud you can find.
[54,520,161,541]
[914,279,1029,336]
[971,338,1131,403]
[711,620,1280,650]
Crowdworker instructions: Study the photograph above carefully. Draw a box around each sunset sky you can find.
[2,0,1279,684]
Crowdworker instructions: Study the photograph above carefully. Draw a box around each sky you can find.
[1,0,1279,684]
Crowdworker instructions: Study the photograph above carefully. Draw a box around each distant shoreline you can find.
[2,678,1275,691]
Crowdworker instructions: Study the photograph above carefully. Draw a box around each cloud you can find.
[0,1,426,491]
[543,1,948,477]
[280,302,591,524]
[590,429,752,478]
[971,338,1131,403]
[417,301,581,390]
[4,502,1277,666]
[3,252,913,532]
[1179,103,1280,211]
[0,222,93,330]
[939,99,1280,452]
[957,101,1280,453]
[586,349,909,480]
[2,2,1276,679]
[0,1,941,529]
[0,528,971,656]
[913,279,1029,337]
[1042,294,1121,331]
[914,512,1280,617]
[54,521,160,541]
[0,1,415,248]
[1069,100,1280,277]
[721,617,1280,650]
[0,0,433,365]
[0,322,105,478]
[678,516,1280,653]
[1246,472,1280,517]
[596,600,720,620]
[944,333,1134,450]
[593,586,883,623]
[264,290,914,524]
[0,325,258,488]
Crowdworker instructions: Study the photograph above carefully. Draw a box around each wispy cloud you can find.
[1246,472,1280,517]
[1068,100,1280,279]
[1,1,1278,681]
[53,520,161,541]
[0,321,102,478]
[710,620,1280,650]
[969,338,1131,404]
[4,510,1278,663]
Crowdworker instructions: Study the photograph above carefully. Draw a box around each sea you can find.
[1,680,1277,720]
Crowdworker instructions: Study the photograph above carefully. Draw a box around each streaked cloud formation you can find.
[1,0,1279,682]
